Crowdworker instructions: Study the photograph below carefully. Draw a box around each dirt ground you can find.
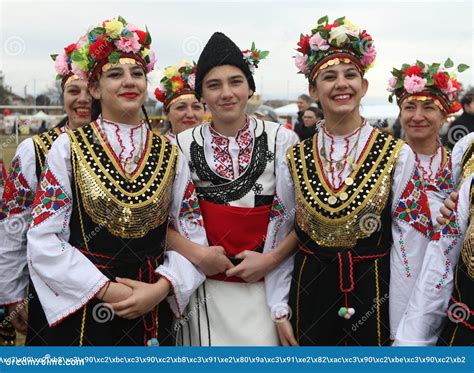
[0,134,31,168]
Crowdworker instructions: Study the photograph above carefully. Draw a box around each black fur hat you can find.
[195,32,255,98]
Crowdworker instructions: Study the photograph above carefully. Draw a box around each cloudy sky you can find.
[0,0,472,105]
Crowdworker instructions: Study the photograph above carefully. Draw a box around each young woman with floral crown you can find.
[171,32,300,345]
[25,16,207,346]
[0,41,95,344]
[387,60,466,224]
[272,16,434,346]
[154,60,204,140]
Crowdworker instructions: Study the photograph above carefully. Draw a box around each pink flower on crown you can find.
[295,55,309,73]
[146,50,157,72]
[360,45,376,67]
[403,75,427,94]
[71,63,88,80]
[188,73,196,90]
[309,33,330,51]
[126,23,138,32]
[115,33,141,54]
[387,76,398,92]
[54,53,69,75]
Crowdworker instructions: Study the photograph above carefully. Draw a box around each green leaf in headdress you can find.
[444,58,453,68]
[108,51,121,64]
[457,64,470,72]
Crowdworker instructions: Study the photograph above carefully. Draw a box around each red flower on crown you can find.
[450,102,462,113]
[323,23,339,31]
[452,79,461,92]
[89,35,114,61]
[433,72,450,90]
[404,65,423,77]
[64,43,77,56]
[361,30,372,42]
[297,35,311,54]
[154,88,165,103]
[135,30,147,45]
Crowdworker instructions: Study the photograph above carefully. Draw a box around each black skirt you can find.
[289,249,391,346]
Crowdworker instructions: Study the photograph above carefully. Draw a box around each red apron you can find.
[199,199,271,282]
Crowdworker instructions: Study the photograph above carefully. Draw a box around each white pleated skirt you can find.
[176,279,279,346]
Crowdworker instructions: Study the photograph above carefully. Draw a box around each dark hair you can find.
[304,106,324,119]
[298,94,313,104]
[141,105,152,130]
[460,89,474,108]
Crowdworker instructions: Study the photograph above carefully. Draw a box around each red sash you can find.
[199,199,271,282]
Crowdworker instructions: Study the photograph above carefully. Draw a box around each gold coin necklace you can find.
[320,121,364,205]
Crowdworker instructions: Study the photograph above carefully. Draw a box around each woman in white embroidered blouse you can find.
[25,16,207,346]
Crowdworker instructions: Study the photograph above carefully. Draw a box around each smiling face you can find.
[310,63,368,119]
[167,96,204,134]
[89,63,147,124]
[201,64,253,126]
[63,79,92,129]
[400,98,446,143]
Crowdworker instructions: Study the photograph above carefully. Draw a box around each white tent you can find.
[275,103,298,117]
[32,110,51,120]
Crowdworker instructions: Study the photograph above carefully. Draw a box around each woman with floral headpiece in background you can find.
[271,16,433,346]
[26,16,207,346]
[0,39,96,345]
[154,61,204,141]
[387,60,467,228]
[393,61,473,346]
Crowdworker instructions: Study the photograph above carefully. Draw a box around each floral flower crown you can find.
[294,16,376,81]
[154,60,197,110]
[388,59,469,114]
[51,42,83,89]
[70,16,157,80]
[241,42,269,74]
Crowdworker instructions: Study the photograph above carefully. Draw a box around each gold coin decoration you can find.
[328,196,337,205]
[344,177,354,186]
[339,192,349,201]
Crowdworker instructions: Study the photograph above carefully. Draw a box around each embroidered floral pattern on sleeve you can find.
[395,225,411,278]
[179,180,204,227]
[435,237,458,290]
[393,169,434,238]
[30,166,71,228]
[434,162,454,193]
[270,195,285,220]
[1,157,34,218]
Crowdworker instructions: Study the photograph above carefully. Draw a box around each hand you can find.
[107,277,170,319]
[96,281,133,304]
[196,246,234,276]
[436,191,458,225]
[225,251,276,283]
[276,319,299,346]
[6,302,28,335]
